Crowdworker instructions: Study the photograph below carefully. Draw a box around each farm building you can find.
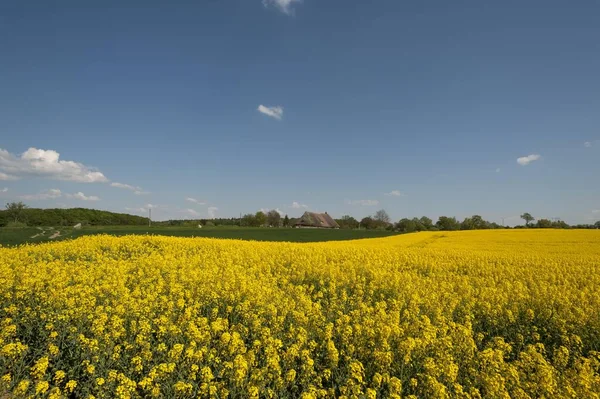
[294,211,340,229]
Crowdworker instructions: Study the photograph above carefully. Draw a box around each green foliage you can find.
[336,215,359,229]
[436,216,461,231]
[419,216,433,230]
[395,218,418,233]
[0,207,148,227]
[255,211,267,227]
[241,213,259,227]
[521,212,535,226]
[266,209,281,227]
[4,201,28,223]
[536,219,553,228]
[5,221,28,228]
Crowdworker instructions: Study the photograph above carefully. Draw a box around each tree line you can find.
[1,202,149,227]
[345,210,599,232]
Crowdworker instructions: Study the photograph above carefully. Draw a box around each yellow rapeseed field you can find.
[1,230,600,398]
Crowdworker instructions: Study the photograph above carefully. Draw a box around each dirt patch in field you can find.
[49,231,61,239]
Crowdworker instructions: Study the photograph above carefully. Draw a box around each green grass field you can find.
[0,225,397,246]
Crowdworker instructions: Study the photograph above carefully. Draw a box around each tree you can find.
[411,217,426,231]
[360,216,377,230]
[241,213,257,227]
[520,213,535,227]
[471,215,487,229]
[374,209,391,224]
[283,215,290,227]
[436,216,460,231]
[266,209,282,227]
[461,217,474,230]
[419,216,433,230]
[395,218,417,233]
[536,219,552,228]
[255,211,267,227]
[595,221,600,229]
[5,202,28,223]
[336,215,359,229]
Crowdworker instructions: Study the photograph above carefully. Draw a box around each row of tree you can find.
[336,210,599,232]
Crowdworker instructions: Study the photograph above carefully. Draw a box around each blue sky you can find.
[1,0,599,225]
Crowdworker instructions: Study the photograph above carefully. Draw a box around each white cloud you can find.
[0,172,19,181]
[585,141,592,148]
[66,192,100,201]
[208,206,218,218]
[0,148,108,183]
[384,190,404,197]
[592,210,600,214]
[186,197,206,205]
[186,209,201,217]
[260,207,285,216]
[1,187,7,193]
[517,154,541,166]
[346,199,379,206]
[125,207,148,214]
[496,168,501,173]
[21,189,63,200]
[111,182,148,195]
[257,105,284,120]
[262,0,302,15]
[126,204,157,214]
[291,201,308,209]
[111,182,139,190]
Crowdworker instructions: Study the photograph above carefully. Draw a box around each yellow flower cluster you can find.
[1,230,599,398]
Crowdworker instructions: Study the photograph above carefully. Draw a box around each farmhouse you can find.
[294,211,340,229]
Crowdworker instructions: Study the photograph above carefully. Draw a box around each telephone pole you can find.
[149,208,152,227]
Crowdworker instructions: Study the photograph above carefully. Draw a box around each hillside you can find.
[0,207,149,227]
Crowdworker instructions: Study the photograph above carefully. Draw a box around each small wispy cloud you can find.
[66,192,100,201]
[0,187,7,193]
[517,154,541,166]
[257,105,284,120]
[291,201,308,209]
[0,172,18,181]
[261,207,285,216]
[585,141,592,148]
[384,190,404,197]
[111,182,148,195]
[126,204,157,215]
[262,0,302,15]
[592,209,600,214]
[208,206,218,218]
[496,168,501,173]
[111,182,139,190]
[186,197,206,205]
[346,199,380,206]
[186,209,201,217]
[125,207,147,214]
[21,189,63,200]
